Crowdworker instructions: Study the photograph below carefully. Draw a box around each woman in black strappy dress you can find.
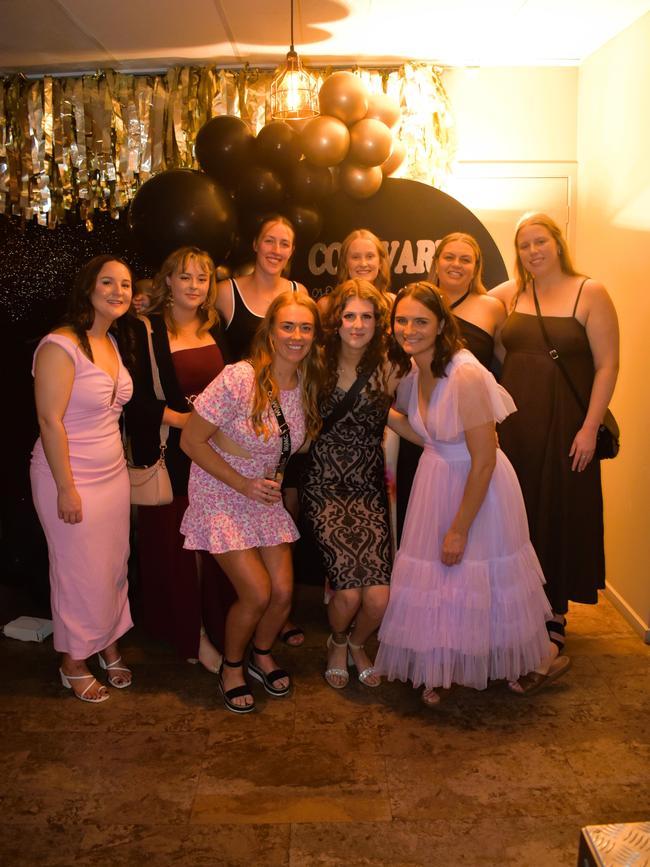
[492,213,619,680]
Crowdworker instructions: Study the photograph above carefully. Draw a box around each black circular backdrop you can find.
[290,177,508,294]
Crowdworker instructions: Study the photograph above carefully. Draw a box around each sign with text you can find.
[291,177,508,297]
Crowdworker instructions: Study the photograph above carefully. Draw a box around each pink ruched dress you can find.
[376,350,552,691]
[30,333,134,659]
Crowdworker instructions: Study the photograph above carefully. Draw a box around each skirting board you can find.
[603,585,650,644]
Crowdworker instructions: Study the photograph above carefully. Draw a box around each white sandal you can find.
[60,669,109,703]
[347,639,381,688]
[324,635,349,689]
[97,653,132,689]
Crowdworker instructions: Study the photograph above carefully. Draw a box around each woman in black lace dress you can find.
[300,280,408,689]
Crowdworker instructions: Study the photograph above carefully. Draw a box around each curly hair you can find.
[337,229,391,296]
[429,232,488,295]
[148,246,219,336]
[512,212,581,307]
[64,254,135,368]
[390,281,463,379]
[321,279,401,397]
[248,291,323,440]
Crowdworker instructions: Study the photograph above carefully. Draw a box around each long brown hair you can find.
[513,213,581,307]
[390,281,463,378]
[429,232,488,295]
[64,254,134,366]
[322,279,398,397]
[337,229,391,295]
[148,246,219,336]
[248,291,323,440]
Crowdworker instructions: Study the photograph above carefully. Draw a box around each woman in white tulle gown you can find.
[378,282,571,706]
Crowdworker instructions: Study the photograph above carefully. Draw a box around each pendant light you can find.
[270,0,319,121]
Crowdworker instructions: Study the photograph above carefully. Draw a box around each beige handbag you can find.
[127,316,173,506]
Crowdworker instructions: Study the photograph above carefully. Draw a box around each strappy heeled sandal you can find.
[219,658,255,714]
[60,669,109,704]
[324,634,349,689]
[347,638,381,688]
[97,653,132,688]
[247,646,291,697]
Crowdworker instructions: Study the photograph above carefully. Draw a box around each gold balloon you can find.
[348,118,393,168]
[381,138,406,176]
[339,162,383,199]
[299,115,350,167]
[365,92,401,129]
[318,71,368,126]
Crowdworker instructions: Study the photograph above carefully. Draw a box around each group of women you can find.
[30,212,619,711]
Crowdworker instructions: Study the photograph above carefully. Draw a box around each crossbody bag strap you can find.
[531,280,588,416]
[320,368,373,438]
[140,315,169,448]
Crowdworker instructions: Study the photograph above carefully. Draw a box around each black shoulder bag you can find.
[531,281,619,460]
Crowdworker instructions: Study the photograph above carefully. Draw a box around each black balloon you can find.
[237,166,285,213]
[288,160,333,205]
[195,115,255,187]
[128,169,236,264]
[283,204,323,246]
[255,122,302,175]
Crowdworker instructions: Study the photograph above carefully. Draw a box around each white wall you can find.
[576,13,650,640]
[443,67,579,275]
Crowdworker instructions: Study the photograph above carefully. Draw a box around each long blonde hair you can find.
[148,247,219,336]
[429,232,488,295]
[513,213,581,293]
[248,292,323,440]
[337,229,391,295]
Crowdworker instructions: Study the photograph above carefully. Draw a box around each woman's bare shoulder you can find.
[489,279,517,304]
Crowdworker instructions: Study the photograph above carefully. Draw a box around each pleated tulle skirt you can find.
[376,445,552,690]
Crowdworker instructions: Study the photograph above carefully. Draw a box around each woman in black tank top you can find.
[215,215,309,646]
[216,215,307,362]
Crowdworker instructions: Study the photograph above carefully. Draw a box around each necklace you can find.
[449,288,471,310]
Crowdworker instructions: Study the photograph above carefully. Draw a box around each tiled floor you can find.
[1,586,649,866]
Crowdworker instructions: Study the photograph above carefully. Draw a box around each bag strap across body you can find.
[531,279,591,417]
[140,314,169,452]
[320,368,373,438]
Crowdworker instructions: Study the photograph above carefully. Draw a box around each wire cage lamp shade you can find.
[270,1,319,120]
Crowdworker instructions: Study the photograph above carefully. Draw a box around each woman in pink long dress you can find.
[377,282,571,706]
[30,255,134,703]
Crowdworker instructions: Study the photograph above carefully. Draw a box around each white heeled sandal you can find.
[97,653,132,689]
[60,669,110,703]
[347,638,381,688]
[324,634,349,689]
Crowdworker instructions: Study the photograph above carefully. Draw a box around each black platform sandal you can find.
[247,646,291,697]
[219,658,255,714]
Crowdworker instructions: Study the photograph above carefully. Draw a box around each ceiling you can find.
[1,0,649,75]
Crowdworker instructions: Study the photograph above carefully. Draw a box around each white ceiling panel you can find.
[0,0,648,74]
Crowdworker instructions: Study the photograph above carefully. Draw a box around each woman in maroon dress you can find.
[126,247,231,672]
